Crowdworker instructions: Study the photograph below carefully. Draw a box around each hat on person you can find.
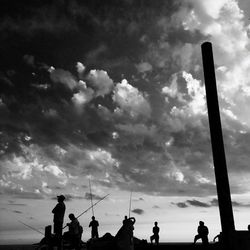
[57,195,65,201]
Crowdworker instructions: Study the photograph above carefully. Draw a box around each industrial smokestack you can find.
[201,42,235,249]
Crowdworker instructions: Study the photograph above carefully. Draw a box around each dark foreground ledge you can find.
[0,242,221,250]
[136,242,220,250]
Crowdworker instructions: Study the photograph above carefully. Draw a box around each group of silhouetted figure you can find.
[49,194,161,250]
[49,194,243,249]
[51,195,99,249]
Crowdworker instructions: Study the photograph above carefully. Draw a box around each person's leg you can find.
[156,235,159,245]
[95,230,98,238]
[202,236,209,245]
[194,235,200,244]
[150,235,153,243]
[54,222,63,250]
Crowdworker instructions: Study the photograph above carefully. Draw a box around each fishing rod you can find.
[63,194,109,229]
[89,178,94,216]
[18,220,44,236]
[128,189,132,218]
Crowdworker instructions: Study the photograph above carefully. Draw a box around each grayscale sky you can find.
[0,0,250,244]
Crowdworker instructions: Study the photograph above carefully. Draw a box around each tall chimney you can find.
[201,42,235,248]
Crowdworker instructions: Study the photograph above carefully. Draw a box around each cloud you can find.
[87,70,114,97]
[1,0,250,200]
[182,0,250,129]
[173,202,188,208]
[72,88,94,111]
[84,192,105,200]
[63,194,84,201]
[172,198,250,208]
[152,205,160,209]
[131,208,144,215]
[186,199,211,207]
[210,198,250,208]
[135,62,152,73]
[12,210,22,214]
[113,79,151,119]
[76,62,86,78]
[50,69,78,90]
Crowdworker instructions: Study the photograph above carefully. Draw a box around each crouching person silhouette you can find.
[194,221,209,245]
[63,213,83,250]
[150,222,160,245]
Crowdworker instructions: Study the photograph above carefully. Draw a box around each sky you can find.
[1,0,250,245]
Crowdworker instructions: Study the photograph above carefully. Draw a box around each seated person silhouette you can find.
[63,213,82,250]
[194,221,209,245]
[115,217,136,250]
[150,221,160,245]
[213,232,222,244]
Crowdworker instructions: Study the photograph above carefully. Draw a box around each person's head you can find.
[248,225,250,231]
[124,216,128,220]
[199,221,204,226]
[57,195,65,202]
[69,213,75,221]
[92,216,95,220]
[154,221,158,226]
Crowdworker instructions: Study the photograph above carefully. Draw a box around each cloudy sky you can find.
[1,0,250,244]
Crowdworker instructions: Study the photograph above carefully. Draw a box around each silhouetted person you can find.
[194,221,209,245]
[89,216,99,239]
[116,217,136,250]
[213,232,222,245]
[52,195,66,238]
[63,213,82,250]
[150,221,160,245]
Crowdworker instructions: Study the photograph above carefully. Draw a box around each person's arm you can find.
[129,217,136,224]
[52,204,58,213]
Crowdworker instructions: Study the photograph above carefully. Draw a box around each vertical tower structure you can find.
[201,42,235,248]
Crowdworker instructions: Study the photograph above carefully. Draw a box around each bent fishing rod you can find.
[63,193,109,229]
[18,220,44,236]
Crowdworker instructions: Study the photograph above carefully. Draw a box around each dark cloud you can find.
[186,199,211,208]
[210,198,250,208]
[131,208,144,215]
[152,205,160,209]
[173,202,188,208]
[12,210,22,214]
[172,198,250,209]
[84,192,104,200]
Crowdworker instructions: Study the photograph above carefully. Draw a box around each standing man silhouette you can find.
[194,221,209,245]
[52,195,66,238]
[89,216,99,239]
[150,221,160,245]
